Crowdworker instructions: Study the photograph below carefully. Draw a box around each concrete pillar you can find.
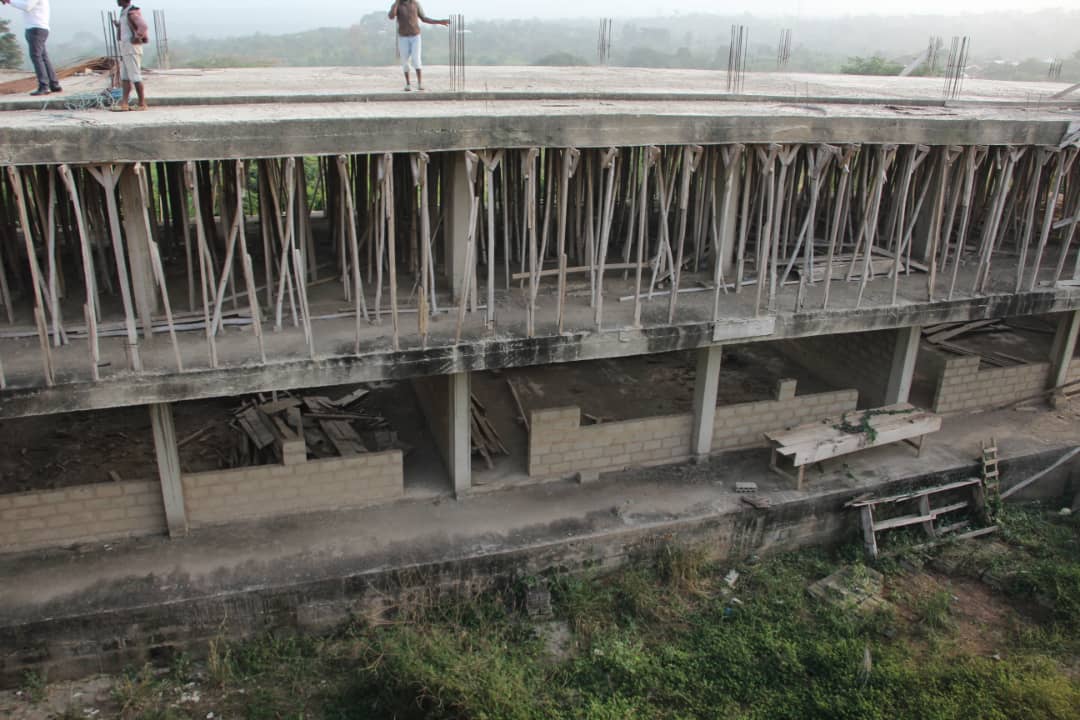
[119,166,158,339]
[1049,310,1080,390]
[149,402,188,538]
[885,326,921,405]
[691,345,723,459]
[448,372,472,497]
[445,152,472,302]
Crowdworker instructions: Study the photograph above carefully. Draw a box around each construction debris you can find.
[0,56,114,95]
[735,482,759,494]
[231,389,403,465]
[471,393,509,469]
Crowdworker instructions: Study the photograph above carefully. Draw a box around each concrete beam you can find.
[885,326,921,405]
[3,290,1080,420]
[149,402,188,538]
[691,345,723,458]
[1049,310,1080,390]
[448,372,471,497]
[0,109,1072,167]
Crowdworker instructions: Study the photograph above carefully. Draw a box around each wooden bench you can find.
[763,403,942,490]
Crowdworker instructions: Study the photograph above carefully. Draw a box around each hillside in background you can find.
[40,9,1080,83]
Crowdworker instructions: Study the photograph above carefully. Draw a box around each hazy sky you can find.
[6,0,1080,41]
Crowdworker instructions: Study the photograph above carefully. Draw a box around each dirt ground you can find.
[0,343,839,495]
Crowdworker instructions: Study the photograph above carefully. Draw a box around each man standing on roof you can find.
[388,0,448,92]
[112,0,149,111]
[0,0,62,96]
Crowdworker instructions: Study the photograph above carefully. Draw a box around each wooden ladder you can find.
[981,438,1000,495]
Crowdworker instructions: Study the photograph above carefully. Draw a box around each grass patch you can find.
[27,506,1080,719]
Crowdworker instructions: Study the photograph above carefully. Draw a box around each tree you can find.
[841,55,904,76]
[0,19,21,70]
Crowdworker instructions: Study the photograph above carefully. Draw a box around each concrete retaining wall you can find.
[0,481,166,555]
[528,385,858,480]
[778,330,896,409]
[932,357,1050,414]
[183,451,404,527]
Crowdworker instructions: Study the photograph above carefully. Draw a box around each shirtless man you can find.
[388,0,448,91]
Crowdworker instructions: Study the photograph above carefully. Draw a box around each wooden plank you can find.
[923,319,998,345]
[332,388,370,408]
[259,397,302,415]
[765,404,923,448]
[507,378,530,432]
[788,416,941,466]
[850,479,982,507]
[240,408,276,449]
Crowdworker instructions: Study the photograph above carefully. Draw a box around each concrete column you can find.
[691,345,723,459]
[1049,310,1080,391]
[445,152,472,302]
[149,402,188,538]
[448,372,472,497]
[119,166,158,339]
[885,326,921,405]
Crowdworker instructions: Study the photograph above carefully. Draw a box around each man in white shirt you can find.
[0,0,62,96]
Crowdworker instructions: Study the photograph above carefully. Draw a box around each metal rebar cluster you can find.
[943,36,971,101]
[597,19,614,66]
[727,25,749,94]
[449,14,466,93]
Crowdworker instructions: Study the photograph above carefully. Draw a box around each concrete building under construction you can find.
[1,67,1079,683]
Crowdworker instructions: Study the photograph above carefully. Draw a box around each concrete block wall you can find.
[528,385,857,481]
[933,357,1050,414]
[778,330,896,408]
[712,388,860,450]
[0,481,166,555]
[183,451,404,527]
[528,407,693,480]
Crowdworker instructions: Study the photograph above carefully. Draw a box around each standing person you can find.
[0,0,61,96]
[387,0,448,92]
[112,0,149,111]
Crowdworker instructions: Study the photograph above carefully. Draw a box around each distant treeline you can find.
[39,10,1080,82]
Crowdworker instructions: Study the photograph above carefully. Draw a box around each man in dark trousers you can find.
[112,0,150,110]
[0,0,62,96]
[388,0,448,92]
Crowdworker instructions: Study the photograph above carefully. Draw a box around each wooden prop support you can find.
[185,162,219,367]
[633,147,659,328]
[58,165,101,381]
[6,167,55,385]
[338,156,370,354]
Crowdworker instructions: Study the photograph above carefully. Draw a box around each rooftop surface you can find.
[0,67,1076,165]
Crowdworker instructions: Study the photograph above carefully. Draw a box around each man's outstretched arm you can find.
[388,1,399,20]
[417,3,450,25]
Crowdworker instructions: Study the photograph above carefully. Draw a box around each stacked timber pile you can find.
[231,388,406,466]
[921,320,1027,367]
[471,393,509,469]
[0,57,114,95]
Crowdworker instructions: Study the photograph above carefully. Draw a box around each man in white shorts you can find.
[113,0,149,110]
[388,0,448,92]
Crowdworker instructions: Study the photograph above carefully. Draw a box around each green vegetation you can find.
[0,19,21,70]
[16,505,1080,719]
[841,55,905,76]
